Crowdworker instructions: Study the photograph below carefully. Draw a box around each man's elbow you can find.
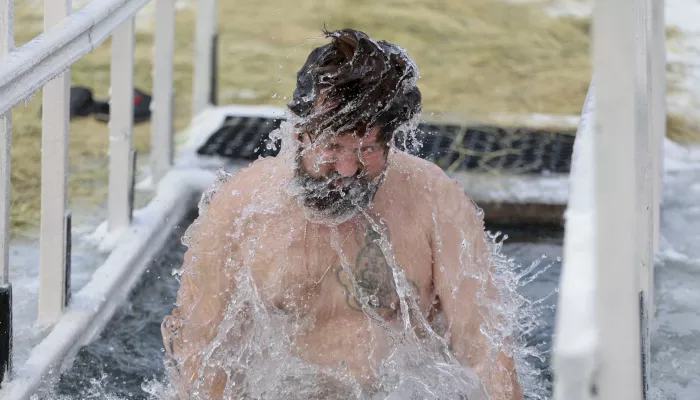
[161,312,193,398]
[504,357,522,399]
[489,352,522,400]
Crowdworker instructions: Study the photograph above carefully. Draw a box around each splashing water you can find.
[47,202,557,400]
[147,110,555,399]
[163,30,552,399]
[50,30,556,400]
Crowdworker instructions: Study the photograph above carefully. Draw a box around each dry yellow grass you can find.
[7,0,697,236]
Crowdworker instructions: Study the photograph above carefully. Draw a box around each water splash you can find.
[150,111,555,399]
[50,29,555,399]
[155,29,556,399]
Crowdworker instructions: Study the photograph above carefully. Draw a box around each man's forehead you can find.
[322,126,383,146]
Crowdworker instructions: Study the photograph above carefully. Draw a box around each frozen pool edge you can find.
[0,168,217,400]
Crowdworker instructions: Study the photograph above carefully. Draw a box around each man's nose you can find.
[334,157,360,177]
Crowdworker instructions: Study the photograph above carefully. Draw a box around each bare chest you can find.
[241,213,434,318]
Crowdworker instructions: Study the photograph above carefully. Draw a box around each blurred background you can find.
[7,0,696,238]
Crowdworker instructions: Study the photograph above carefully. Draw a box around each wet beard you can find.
[290,159,385,224]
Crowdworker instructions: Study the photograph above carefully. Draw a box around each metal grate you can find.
[196,116,575,174]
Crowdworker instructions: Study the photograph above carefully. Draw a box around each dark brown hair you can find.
[287,28,422,144]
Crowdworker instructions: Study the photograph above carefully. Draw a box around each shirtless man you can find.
[162,29,522,399]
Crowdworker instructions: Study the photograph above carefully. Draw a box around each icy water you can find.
[9,234,110,369]
[20,141,700,400]
[51,210,199,400]
[647,142,700,400]
[46,215,562,400]
[46,142,700,400]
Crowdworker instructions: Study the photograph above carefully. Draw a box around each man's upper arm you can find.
[162,178,244,398]
[431,178,493,358]
[431,178,521,399]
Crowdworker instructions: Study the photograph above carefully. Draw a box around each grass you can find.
[8,0,698,236]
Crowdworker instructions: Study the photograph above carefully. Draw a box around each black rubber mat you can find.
[196,115,575,174]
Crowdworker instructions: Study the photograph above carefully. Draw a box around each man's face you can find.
[292,126,389,222]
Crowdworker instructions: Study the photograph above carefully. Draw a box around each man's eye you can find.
[361,146,378,154]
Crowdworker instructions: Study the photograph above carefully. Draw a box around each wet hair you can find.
[287,28,422,144]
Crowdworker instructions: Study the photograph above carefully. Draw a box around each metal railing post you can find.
[192,0,218,117]
[650,0,666,295]
[108,18,136,232]
[634,0,655,393]
[0,0,171,391]
[38,0,72,326]
[151,0,175,184]
[594,0,644,397]
[64,211,72,307]
[129,150,137,215]
[552,82,598,400]
[0,0,13,385]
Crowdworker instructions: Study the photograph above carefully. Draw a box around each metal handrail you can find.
[0,0,151,116]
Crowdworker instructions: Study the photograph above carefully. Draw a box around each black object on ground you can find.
[0,283,12,389]
[39,86,96,120]
[69,86,97,118]
[40,86,153,124]
[92,88,152,124]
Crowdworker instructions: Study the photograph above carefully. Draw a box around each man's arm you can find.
[432,179,522,400]
[161,179,242,399]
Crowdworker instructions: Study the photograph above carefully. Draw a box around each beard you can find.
[289,152,386,224]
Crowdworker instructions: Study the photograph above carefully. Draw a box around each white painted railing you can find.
[38,0,72,327]
[552,0,665,398]
[0,0,217,394]
[0,0,13,386]
[151,0,176,183]
[107,15,136,236]
[192,0,218,117]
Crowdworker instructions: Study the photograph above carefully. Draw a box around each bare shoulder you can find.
[199,157,283,224]
[388,151,483,233]
[389,150,470,200]
[227,157,282,194]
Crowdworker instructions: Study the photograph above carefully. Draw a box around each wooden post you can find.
[38,0,71,326]
[108,18,136,233]
[593,0,644,397]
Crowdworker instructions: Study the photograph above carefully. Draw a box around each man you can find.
[162,28,522,399]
